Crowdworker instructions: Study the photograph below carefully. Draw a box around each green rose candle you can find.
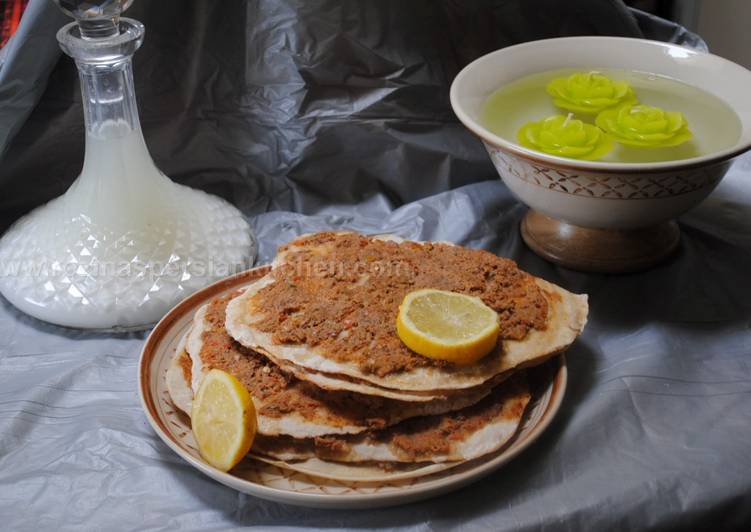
[547,71,636,114]
[518,113,613,160]
[595,103,692,148]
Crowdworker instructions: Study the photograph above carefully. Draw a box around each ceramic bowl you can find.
[450,37,751,272]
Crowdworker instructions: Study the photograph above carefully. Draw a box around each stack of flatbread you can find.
[167,232,588,481]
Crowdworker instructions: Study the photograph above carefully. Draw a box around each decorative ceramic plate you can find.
[139,266,568,509]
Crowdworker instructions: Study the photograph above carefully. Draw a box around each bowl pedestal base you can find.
[520,210,679,273]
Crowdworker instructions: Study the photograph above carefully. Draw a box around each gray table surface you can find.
[1,154,750,531]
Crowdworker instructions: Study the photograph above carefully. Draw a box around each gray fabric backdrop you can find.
[1,1,749,530]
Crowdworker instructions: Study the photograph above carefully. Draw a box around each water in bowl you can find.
[480,68,742,163]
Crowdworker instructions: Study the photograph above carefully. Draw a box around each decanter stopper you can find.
[53,0,133,39]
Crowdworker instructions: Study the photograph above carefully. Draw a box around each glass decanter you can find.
[0,0,256,330]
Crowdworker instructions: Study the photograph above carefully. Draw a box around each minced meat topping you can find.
[202,292,290,402]
[376,374,528,461]
[201,292,423,427]
[250,233,548,376]
[251,374,530,462]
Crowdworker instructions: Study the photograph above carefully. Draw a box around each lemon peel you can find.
[396,289,500,365]
[192,369,257,472]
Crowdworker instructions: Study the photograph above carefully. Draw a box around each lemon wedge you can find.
[191,369,257,472]
[396,289,500,365]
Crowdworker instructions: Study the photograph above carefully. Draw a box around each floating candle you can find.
[595,103,692,148]
[546,71,636,114]
[518,113,613,160]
